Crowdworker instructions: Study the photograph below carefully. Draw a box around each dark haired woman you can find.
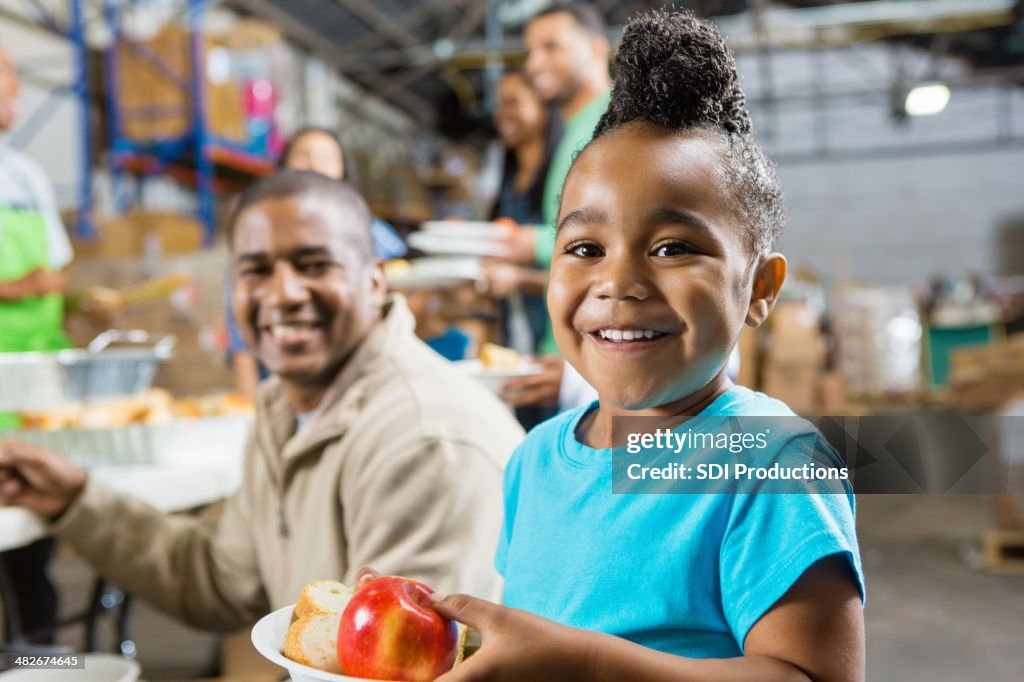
[485,71,564,429]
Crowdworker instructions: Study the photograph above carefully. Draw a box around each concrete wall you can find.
[737,45,1024,285]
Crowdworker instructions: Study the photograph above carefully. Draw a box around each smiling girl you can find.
[429,10,865,682]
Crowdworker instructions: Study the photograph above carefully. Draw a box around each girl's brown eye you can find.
[654,241,698,258]
[567,242,603,258]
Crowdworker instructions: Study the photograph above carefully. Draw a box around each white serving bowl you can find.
[251,604,386,682]
[0,653,140,682]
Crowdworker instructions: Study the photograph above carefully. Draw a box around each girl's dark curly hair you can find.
[591,10,784,257]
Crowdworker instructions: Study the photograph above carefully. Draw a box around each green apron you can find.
[0,200,73,430]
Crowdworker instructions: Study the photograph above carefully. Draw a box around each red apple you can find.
[337,576,458,681]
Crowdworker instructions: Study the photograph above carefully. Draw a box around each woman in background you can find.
[227,126,407,396]
[485,71,563,430]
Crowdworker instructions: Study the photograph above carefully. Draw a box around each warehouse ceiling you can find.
[226,0,1024,138]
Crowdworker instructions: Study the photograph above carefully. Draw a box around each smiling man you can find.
[0,171,523,632]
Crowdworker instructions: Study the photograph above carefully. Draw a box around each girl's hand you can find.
[354,566,381,588]
[431,593,595,682]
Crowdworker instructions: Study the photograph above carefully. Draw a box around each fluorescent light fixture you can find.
[904,83,951,117]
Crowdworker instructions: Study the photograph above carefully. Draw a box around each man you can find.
[0,171,523,632]
[497,1,611,409]
[0,41,76,645]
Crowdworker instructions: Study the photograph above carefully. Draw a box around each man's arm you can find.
[0,438,270,631]
[432,555,864,682]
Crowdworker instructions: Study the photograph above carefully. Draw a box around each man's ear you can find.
[591,35,610,65]
[369,260,388,308]
[746,253,786,327]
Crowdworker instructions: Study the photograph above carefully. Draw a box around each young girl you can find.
[428,10,865,682]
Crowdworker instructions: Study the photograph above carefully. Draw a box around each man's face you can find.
[231,194,385,388]
[524,12,593,106]
[549,126,757,411]
[0,47,21,131]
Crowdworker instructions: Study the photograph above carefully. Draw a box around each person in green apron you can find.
[0,41,73,646]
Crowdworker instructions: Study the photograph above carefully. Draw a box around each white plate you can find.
[407,232,507,257]
[0,653,140,682]
[251,604,374,682]
[454,359,545,394]
[419,221,511,240]
[252,604,467,682]
[386,257,483,290]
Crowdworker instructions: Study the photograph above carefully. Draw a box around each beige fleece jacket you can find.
[52,296,523,631]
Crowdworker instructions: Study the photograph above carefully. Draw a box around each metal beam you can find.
[334,0,464,58]
[226,0,433,124]
[349,0,488,114]
[331,0,421,50]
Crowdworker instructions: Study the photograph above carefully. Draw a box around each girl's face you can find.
[548,125,775,412]
[494,73,548,150]
[285,131,345,180]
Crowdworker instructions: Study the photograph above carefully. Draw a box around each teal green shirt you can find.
[535,91,610,356]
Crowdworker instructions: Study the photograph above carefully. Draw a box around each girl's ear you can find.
[746,254,787,327]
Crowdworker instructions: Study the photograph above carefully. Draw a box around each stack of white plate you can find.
[408,220,511,258]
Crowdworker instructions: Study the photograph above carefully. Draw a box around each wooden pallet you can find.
[983,529,1024,574]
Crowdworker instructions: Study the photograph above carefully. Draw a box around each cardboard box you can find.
[765,302,825,365]
[762,363,820,415]
[90,211,204,259]
[735,325,760,389]
[116,25,247,144]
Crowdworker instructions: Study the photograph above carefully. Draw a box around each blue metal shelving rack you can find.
[13,0,277,245]
[100,0,275,245]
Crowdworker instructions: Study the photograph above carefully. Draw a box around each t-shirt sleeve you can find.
[494,448,524,577]
[24,156,73,269]
[719,435,864,651]
[533,222,556,267]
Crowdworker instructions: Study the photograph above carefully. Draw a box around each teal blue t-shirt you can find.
[496,385,864,658]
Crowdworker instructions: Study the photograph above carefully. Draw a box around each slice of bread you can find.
[479,342,521,369]
[294,580,355,620]
[283,612,343,674]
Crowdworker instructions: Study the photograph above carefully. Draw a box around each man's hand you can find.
[490,223,538,265]
[0,439,88,521]
[432,593,595,682]
[500,356,563,407]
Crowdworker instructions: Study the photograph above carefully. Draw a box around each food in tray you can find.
[19,389,254,431]
[383,259,413,278]
[283,577,467,681]
[478,342,522,369]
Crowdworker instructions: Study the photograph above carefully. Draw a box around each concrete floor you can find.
[857,495,1024,682]
[40,494,1024,681]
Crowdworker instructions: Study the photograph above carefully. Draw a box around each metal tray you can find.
[0,330,175,411]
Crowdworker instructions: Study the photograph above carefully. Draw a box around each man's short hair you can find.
[228,170,373,259]
[531,1,606,37]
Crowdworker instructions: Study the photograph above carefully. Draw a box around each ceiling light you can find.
[904,83,951,117]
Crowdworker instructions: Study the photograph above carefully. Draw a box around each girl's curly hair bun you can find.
[597,10,749,135]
